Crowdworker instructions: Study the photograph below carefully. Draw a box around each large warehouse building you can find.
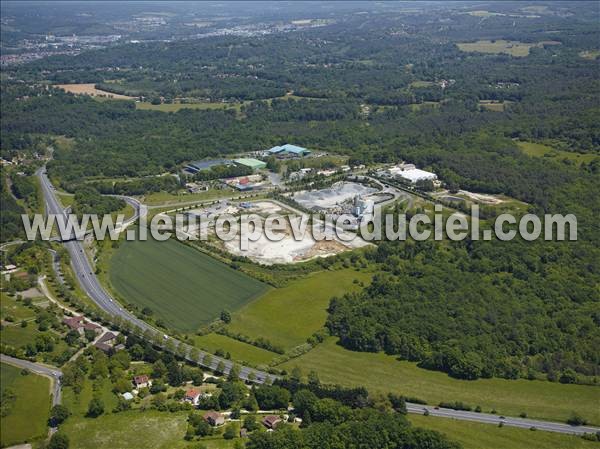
[233,158,267,171]
[267,143,311,157]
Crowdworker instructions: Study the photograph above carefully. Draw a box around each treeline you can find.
[84,176,180,196]
[326,238,600,382]
[71,185,125,216]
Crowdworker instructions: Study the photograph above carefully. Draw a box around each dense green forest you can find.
[1,1,598,385]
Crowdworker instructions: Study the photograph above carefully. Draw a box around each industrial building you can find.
[267,143,311,157]
[185,159,232,174]
[385,163,437,184]
[233,158,267,171]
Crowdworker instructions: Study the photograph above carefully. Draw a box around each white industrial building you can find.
[387,163,437,184]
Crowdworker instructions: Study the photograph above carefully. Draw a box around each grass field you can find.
[61,409,241,449]
[410,415,597,449]
[142,188,231,206]
[136,101,245,113]
[457,40,537,57]
[517,141,599,166]
[226,268,372,350]
[0,292,36,321]
[479,100,510,111]
[109,238,268,332]
[194,333,278,367]
[62,376,119,417]
[0,363,51,447]
[280,337,600,425]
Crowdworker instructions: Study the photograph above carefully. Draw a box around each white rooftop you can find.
[389,166,437,183]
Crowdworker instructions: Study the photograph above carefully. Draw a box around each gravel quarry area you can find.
[291,182,378,211]
[220,200,370,265]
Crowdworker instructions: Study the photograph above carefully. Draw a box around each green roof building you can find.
[233,158,267,171]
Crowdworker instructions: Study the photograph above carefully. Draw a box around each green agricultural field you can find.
[109,238,268,332]
[409,415,597,449]
[1,363,52,447]
[457,40,536,57]
[226,268,372,350]
[194,333,278,367]
[517,141,599,166]
[280,337,600,425]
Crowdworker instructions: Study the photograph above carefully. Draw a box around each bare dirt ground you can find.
[56,84,135,100]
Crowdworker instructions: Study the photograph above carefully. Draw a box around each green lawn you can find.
[194,333,278,367]
[280,337,600,425]
[109,238,268,332]
[410,415,597,449]
[517,141,599,166]
[226,269,372,350]
[1,363,51,447]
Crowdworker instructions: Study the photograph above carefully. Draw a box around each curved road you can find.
[37,168,273,384]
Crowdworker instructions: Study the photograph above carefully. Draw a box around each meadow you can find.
[457,40,538,57]
[61,409,241,449]
[109,238,268,332]
[280,337,600,425]
[194,332,277,367]
[409,415,597,449]
[225,268,372,350]
[0,363,51,447]
[136,101,244,113]
[0,292,36,321]
[517,141,599,166]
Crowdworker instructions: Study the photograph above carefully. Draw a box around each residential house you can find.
[184,388,201,406]
[133,375,151,389]
[262,415,282,429]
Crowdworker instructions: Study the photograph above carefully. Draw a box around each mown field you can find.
[109,238,268,332]
[517,141,599,166]
[280,337,600,425]
[194,332,277,367]
[409,415,597,449]
[225,268,372,350]
[0,363,51,447]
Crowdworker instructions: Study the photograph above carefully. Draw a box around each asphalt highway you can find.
[405,403,599,436]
